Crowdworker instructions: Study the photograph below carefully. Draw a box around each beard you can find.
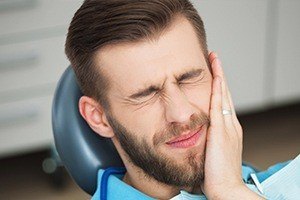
[106,111,210,188]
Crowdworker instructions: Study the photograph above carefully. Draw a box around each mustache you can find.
[153,112,210,146]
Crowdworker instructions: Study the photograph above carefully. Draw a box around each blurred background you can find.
[0,0,299,199]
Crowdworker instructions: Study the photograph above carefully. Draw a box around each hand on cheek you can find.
[201,52,264,200]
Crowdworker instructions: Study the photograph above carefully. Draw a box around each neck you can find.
[122,161,202,199]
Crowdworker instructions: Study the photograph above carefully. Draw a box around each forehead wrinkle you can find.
[140,75,167,92]
[129,66,204,96]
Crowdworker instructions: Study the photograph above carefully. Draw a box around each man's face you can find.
[96,16,212,187]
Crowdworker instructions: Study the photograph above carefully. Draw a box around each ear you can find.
[78,96,115,138]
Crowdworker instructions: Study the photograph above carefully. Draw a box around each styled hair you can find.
[65,0,208,111]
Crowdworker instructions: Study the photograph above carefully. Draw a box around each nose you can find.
[164,87,196,125]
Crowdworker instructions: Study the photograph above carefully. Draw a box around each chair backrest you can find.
[52,66,124,195]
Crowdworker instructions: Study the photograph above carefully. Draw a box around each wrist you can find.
[210,184,265,200]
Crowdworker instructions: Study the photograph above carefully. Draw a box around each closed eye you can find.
[129,92,159,109]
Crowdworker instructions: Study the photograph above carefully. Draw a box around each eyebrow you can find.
[128,68,204,99]
[175,68,203,82]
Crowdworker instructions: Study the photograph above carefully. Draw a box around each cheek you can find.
[183,83,212,114]
[136,105,162,140]
[118,105,160,143]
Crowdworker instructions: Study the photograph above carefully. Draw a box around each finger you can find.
[210,76,224,129]
[209,52,218,67]
[209,53,229,93]
[210,53,242,136]
[210,54,234,129]
[214,60,241,132]
[221,72,235,116]
[210,53,237,115]
[226,87,240,127]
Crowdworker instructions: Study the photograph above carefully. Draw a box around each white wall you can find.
[192,0,300,113]
[274,0,300,105]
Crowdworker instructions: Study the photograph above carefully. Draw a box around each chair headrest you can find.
[52,66,124,195]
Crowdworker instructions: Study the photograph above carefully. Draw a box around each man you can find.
[65,0,299,199]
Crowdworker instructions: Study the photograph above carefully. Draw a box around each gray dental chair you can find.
[52,66,124,195]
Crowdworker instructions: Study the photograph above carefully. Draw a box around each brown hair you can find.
[65,0,208,111]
